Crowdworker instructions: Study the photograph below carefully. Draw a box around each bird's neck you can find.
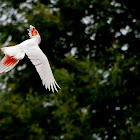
[31,36,41,45]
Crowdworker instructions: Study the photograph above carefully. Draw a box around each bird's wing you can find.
[25,46,60,92]
[0,46,25,73]
[0,55,19,73]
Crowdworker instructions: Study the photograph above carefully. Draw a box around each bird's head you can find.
[28,25,41,44]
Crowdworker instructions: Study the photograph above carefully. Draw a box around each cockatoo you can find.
[0,25,60,92]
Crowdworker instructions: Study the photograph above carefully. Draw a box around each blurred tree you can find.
[0,0,140,140]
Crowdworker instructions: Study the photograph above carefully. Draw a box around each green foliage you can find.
[1,0,140,139]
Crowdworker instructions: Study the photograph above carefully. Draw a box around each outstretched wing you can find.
[0,46,25,73]
[25,46,60,92]
[0,55,19,73]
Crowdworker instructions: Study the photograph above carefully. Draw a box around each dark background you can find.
[0,0,140,139]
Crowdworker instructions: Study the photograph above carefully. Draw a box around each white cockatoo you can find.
[0,25,60,92]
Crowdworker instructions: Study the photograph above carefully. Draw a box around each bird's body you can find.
[0,25,60,92]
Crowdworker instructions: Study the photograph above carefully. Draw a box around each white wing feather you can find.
[0,56,19,73]
[24,45,60,92]
[0,46,25,73]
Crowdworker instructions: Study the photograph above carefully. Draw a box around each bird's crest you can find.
[28,25,38,38]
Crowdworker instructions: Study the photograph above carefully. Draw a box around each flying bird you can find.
[0,25,60,92]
